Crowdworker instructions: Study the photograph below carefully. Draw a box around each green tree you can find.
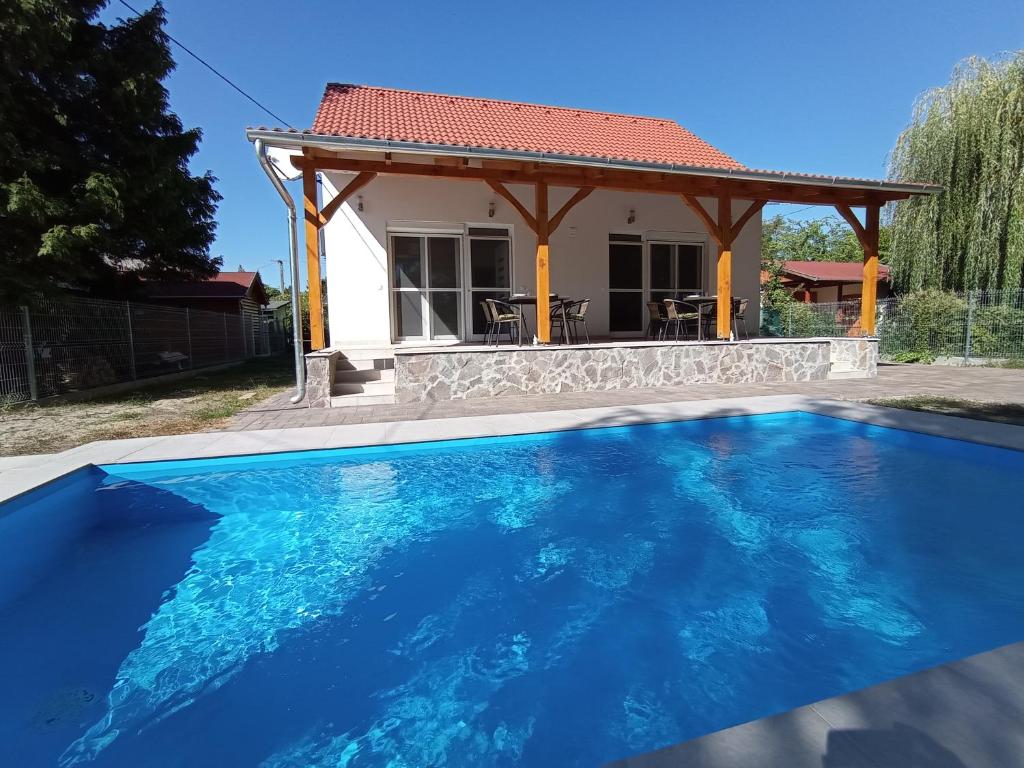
[761,214,890,265]
[887,52,1024,293]
[0,1,221,303]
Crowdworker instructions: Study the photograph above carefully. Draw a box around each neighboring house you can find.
[142,271,269,315]
[766,261,892,304]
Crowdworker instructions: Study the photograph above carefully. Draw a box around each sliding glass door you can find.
[649,242,704,305]
[466,227,511,341]
[390,234,463,340]
[608,234,644,335]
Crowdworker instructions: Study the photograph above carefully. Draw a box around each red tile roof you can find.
[144,271,267,303]
[778,261,890,284]
[310,84,744,170]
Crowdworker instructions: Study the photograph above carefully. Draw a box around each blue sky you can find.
[101,0,1022,289]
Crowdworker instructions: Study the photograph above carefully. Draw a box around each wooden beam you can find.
[731,200,767,241]
[292,153,903,207]
[486,180,537,233]
[302,164,325,350]
[681,194,723,247]
[535,182,551,343]
[860,205,881,336]
[716,196,733,340]
[834,203,869,249]
[548,187,594,234]
[318,171,376,225]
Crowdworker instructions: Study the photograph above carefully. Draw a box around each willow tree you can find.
[887,53,1024,294]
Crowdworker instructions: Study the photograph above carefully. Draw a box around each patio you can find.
[229,363,1024,431]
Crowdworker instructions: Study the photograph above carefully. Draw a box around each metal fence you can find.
[0,295,267,403]
[765,289,1024,363]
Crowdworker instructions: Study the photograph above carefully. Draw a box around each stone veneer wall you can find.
[394,339,877,404]
[304,349,340,408]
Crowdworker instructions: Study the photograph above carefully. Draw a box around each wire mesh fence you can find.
[765,289,1024,364]
[0,295,266,404]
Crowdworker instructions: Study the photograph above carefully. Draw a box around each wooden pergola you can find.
[276,140,938,350]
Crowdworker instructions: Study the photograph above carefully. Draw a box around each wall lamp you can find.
[488,200,496,218]
[627,208,636,224]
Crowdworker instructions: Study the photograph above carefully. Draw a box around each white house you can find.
[248,84,937,405]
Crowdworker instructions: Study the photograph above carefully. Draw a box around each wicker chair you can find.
[732,297,750,340]
[646,301,667,339]
[485,298,520,345]
[479,299,496,344]
[662,299,700,341]
[553,298,590,344]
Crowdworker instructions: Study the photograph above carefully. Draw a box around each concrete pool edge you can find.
[3,394,1024,505]
[605,639,1024,768]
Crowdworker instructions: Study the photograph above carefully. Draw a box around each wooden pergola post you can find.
[535,181,550,343]
[836,202,881,336]
[716,195,733,341]
[302,164,326,350]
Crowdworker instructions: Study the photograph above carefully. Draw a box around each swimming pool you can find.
[1,411,1023,767]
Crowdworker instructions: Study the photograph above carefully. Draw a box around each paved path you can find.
[228,364,1024,431]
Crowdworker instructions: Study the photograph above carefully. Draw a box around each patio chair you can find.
[732,297,750,340]
[485,298,520,345]
[553,299,590,344]
[479,299,496,344]
[646,301,667,339]
[662,299,700,341]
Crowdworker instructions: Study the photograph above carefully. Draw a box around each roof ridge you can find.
[323,83,681,125]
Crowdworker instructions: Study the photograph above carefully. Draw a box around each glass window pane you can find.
[392,236,422,289]
[395,291,424,337]
[650,244,672,289]
[467,227,510,237]
[609,243,642,289]
[428,237,460,289]
[470,239,510,288]
[471,291,507,335]
[609,233,642,243]
[609,292,643,332]
[677,244,703,292]
[650,291,674,307]
[430,291,460,337]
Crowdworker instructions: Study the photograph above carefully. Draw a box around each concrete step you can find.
[329,393,396,408]
[333,368,395,384]
[335,356,394,372]
[331,379,396,397]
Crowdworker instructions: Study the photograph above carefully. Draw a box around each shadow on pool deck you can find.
[606,640,1024,768]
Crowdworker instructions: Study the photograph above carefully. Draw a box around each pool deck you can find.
[607,640,1024,768]
[3,393,1024,766]
[4,393,1024,505]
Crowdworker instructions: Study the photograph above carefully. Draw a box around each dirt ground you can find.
[0,357,293,456]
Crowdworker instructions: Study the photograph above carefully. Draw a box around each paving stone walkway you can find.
[228,364,1024,431]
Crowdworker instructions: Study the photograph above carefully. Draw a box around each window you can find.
[608,235,644,333]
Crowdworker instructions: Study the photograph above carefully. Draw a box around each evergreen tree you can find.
[0,0,221,303]
[888,52,1024,293]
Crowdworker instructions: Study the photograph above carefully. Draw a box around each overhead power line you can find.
[117,0,295,129]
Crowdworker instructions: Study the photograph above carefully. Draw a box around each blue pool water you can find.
[2,412,1024,767]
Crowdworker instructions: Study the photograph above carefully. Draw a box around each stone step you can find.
[335,356,394,372]
[329,393,396,408]
[331,379,396,397]
[333,368,395,384]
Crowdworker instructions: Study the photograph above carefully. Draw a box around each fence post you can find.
[185,308,193,369]
[125,300,137,379]
[963,290,975,365]
[222,312,229,362]
[20,306,38,402]
[786,303,793,336]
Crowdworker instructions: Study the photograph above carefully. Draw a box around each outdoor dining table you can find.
[671,295,718,341]
[506,294,568,345]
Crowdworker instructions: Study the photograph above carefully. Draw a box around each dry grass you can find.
[867,395,1024,427]
[0,357,293,456]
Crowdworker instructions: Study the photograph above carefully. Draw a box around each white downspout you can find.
[253,138,305,403]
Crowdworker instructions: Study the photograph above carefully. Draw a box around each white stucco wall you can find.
[321,171,761,345]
